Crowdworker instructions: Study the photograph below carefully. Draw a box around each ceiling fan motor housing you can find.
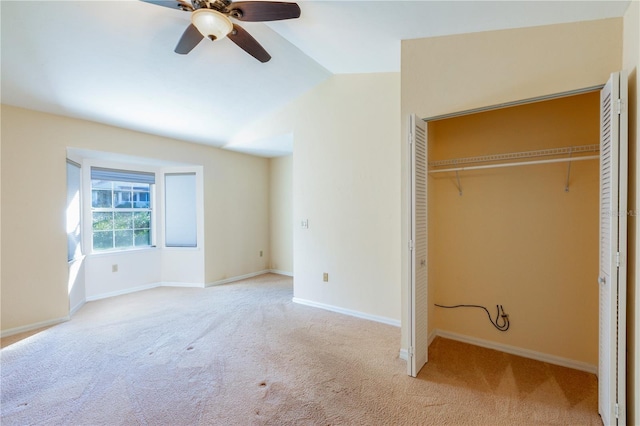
[192,0,231,12]
[191,8,233,40]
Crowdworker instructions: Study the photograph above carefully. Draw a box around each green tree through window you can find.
[90,168,154,251]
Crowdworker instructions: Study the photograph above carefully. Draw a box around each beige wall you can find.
[240,73,402,322]
[623,0,639,422]
[269,155,293,274]
[292,74,401,321]
[207,151,270,282]
[1,105,270,332]
[401,17,624,355]
[430,92,600,366]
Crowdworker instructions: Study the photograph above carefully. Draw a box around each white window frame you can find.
[82,160,158,255]
[158,166,204,250]
[164,172,198,248]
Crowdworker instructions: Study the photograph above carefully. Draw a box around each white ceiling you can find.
[1,0,631,157]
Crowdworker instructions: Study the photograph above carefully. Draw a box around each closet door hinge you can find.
[408,346,414,357]
[409,239,414,251]
[409,131,413,145]
[614,403,619,418]
[616,252,620,268]
[616,98,622,115]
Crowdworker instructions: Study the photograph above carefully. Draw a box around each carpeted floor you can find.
[1,273,601,425]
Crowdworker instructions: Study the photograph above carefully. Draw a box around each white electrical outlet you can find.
[323,272,328,282]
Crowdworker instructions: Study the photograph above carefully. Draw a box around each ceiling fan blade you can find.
[139,0,193,11]
[228,1,300,22]
[228,24,271,63]
[175,24,204,54]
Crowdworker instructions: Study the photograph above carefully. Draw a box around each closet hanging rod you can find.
[429,155,600,174]
[428,144,599,168]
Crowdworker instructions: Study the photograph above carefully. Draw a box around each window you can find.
[90,167,155,251]
[165,173,197,247]
[66,160,82,261]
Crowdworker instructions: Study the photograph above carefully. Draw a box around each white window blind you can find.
[66,160,82,261]
[165,173,197,247]
[91,167,155,184]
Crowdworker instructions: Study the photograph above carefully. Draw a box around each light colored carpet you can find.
[1,273,600,425]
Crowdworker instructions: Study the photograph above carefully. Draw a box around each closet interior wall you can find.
[428,91,600,367]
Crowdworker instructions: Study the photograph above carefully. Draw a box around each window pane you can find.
[67,161,82,261]
[114,212,133,230]
[133,211,150,229]
[133,191,150,208]
[93,231,113,250]
[114,191,132,208]
[134,230,150,246]
[93,212,113,231]
[115,230,133,248]
[92,189,113,208]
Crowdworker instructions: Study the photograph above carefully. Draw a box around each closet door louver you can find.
[409,114,428,377]
[598,71,627,426]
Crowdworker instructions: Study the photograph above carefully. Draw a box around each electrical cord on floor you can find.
[434,304,510,332]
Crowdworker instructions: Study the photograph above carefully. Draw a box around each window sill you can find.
[163,246,200,251]
[88,246,159,257]
[68,255,86,265]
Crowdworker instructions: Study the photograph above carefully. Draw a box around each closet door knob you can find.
[598,276,606,285]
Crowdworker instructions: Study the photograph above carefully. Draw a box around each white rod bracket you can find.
[564,147,573,192]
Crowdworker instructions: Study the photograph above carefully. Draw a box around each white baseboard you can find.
[268,269,293,277]
[158,281,206,289]
[436,330,597,374]
[88,270,276,301]
[70,300,86,316]
[428,329,437,345]
[206,270,271,287]
[1,316,69,338]
[398,329,595,374]
[292,297,401,327]
[86,282,160,301]
[399,348,408,361]
[86,281,206,302]
[398,329,437,361]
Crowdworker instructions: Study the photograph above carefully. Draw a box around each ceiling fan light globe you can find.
[191,9,233,41]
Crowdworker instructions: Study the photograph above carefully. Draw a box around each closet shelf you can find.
[428,144,599,173]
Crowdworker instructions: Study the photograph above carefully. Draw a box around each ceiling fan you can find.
[142,0,301,63]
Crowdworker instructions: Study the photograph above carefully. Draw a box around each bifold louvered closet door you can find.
[408,114,428,377]
[598,71,628,426]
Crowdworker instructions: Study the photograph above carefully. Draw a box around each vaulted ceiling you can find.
[1,1,631,157]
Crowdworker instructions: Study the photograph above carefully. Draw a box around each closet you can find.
[427,91,601,367]
[408,73,628,424]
